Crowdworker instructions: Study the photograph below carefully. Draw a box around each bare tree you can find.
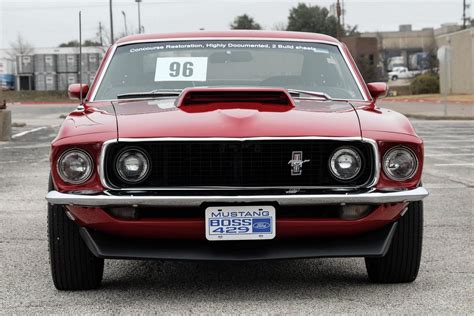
[96,22,111,46]
[93,22,112,53]
[8,33,33,59]
[272,22,287,31]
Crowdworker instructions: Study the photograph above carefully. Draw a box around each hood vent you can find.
[176,87,295,110]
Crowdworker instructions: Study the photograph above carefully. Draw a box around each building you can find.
[10,46,105,91]
[0,50,15,90]
[359,23,474,95]
[342,37,378,65]
[0,59,15,90]
[361,25,437,71]
[436,27,474,94]
[341,36,380,81]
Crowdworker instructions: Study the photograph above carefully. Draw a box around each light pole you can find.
[121,11,128,36]
[109,0,114,43]
[135,0,142,34]
[336,0,341,40]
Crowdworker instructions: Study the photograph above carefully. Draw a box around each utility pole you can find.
[122,11,128,36]
[341,0,345,29]
[336,0,341,40]
[136,0,142,34]
[463,0,467,29]
[109,0,114,43]
[99,22,103,46]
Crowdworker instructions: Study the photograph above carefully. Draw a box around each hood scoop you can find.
[176,87,295,112]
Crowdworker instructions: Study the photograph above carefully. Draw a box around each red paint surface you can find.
[67,203,406,239]
[49,31,425,240]
[50,99,424,192]
[366,82,388,101]
[114,99,362,139]
[114,30,340,46]
[68,83,89,100]
[176,87,296,108]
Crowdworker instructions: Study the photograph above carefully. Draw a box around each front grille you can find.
[103,139,375,189]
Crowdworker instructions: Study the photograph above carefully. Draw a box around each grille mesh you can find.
[104,140,375,188]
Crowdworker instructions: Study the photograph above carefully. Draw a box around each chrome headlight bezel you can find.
[383,146,419,181]
[57,149,94,184]
[328,146,363,181]
[114,147,151,184]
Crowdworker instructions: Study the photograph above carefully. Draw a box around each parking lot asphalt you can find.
[0,104,472,314]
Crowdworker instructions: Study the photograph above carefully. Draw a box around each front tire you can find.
[391,75,398,81]
[365,201,423,283]
[48,176,104,290]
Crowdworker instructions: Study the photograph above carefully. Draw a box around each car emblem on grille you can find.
[288,151,310,176]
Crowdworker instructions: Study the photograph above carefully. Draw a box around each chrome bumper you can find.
[46,187,428,207]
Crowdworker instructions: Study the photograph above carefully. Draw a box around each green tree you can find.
[59,40,79,47]
[355,57,379,82]
[286,3,340,37]
[59,40,102,47]
[410,74,439,94]
[230,14,262,30]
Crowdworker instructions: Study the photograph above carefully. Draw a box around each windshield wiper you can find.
[287,89,332,100]
[117,89,183,99]
[117,88,331,101]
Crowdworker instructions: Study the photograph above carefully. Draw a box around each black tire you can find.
[48,176,104,290]
[392,75,398,81]
[365,201,423,283]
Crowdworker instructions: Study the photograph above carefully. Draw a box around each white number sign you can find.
[154,57,208,82]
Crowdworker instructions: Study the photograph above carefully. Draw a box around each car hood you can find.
[111,98,362,138]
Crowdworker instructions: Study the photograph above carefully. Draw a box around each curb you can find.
[404,114,474,120]
[8,102,77,105]
[383,99,474,105]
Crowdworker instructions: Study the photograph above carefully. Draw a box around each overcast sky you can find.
[0,0,469,49]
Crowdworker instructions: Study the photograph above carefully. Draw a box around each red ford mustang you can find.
[46,31,428,290]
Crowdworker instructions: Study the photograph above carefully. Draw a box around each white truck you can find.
[388,67,422,81]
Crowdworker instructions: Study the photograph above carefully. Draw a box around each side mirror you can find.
[367,82,388,101]
[68,84,89,100]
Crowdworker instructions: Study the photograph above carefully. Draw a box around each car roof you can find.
[115,30,340,45]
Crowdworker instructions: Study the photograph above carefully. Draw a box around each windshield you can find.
[93,40,364,101]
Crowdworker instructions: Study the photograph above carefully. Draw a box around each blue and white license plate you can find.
[205,205,276,241]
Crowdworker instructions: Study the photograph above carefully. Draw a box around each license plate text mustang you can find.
[205,206,276,241]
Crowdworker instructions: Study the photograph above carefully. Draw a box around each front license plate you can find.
[205,205,276,241]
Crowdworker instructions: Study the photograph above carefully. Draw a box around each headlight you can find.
[383,147,418,181]
[329,147,362,180]
[57,149,94,184]
[115,148,150,183]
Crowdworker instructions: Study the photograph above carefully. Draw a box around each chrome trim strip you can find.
[89,44,117,101]
[98,136,380,191]
[117,37,342,47]
[89,37,369,101]
[46,187,429,207]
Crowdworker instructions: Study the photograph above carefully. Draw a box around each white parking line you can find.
[434,163,474,167]
[424,140,474,143]
[426,146,474,149]
[12,126,48,139]
[0,144,51,150]
[426,153,474,157]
